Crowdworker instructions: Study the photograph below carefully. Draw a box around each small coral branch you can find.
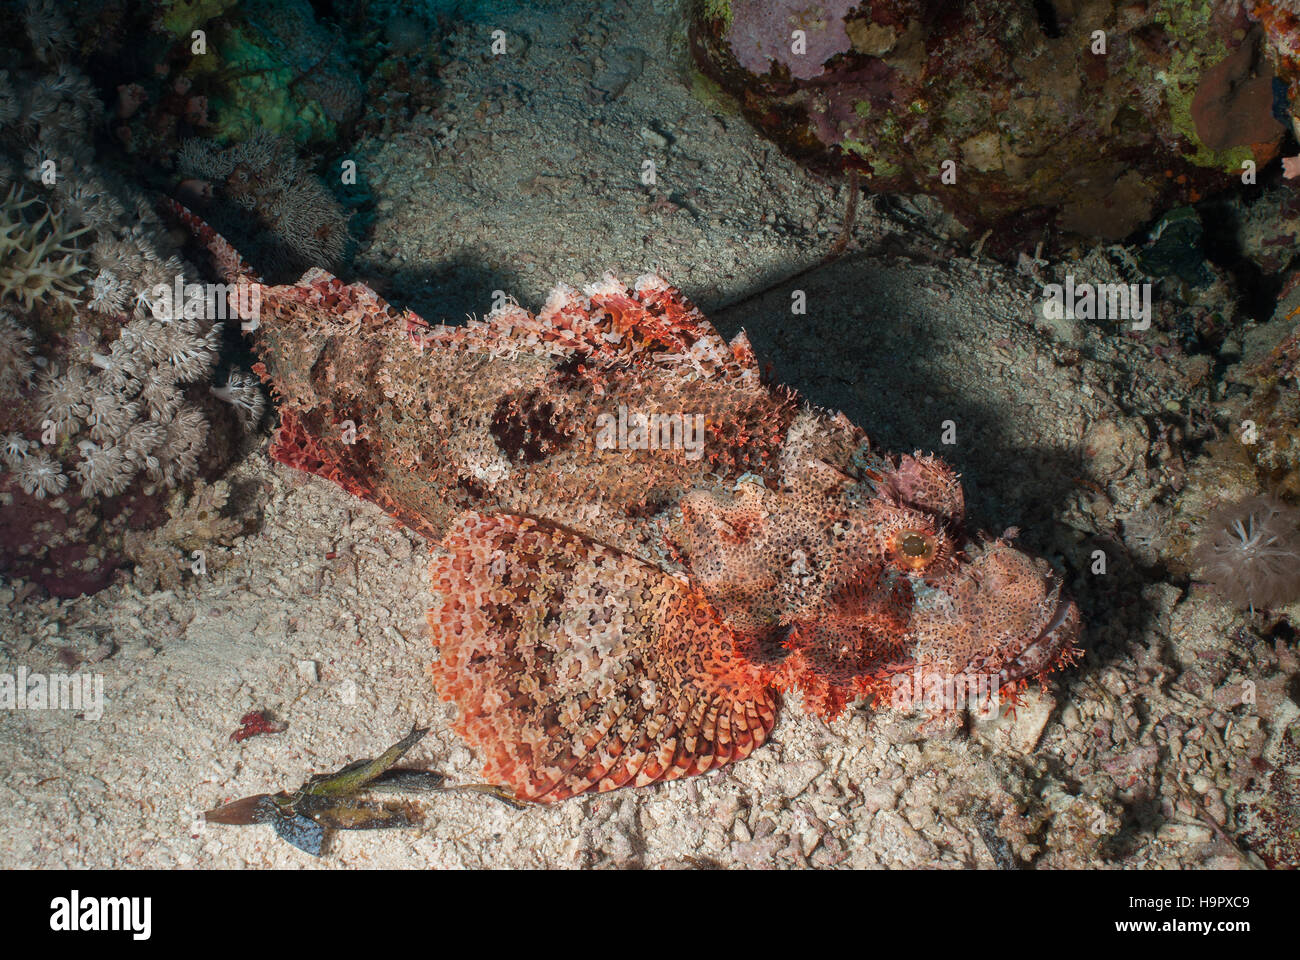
[0,183,88,311]
[230,710,288,743]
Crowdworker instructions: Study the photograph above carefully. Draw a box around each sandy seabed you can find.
[2,0,1294,869]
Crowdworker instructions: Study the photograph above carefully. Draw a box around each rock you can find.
[773,759,825,798]
[1101,744,1160,789]
[1139,207,1212,286]
[1157,822,1214,844]
[690,2,1288,244]
[1082,419,1148,483]
[1061,703,1081,731]
[592,46,645,100]
[974,691,1055,755]
[639,126,670,150]
[1234,186,1300,275]
[858,781,899,814]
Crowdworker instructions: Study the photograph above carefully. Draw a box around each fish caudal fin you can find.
[165,198,263,285]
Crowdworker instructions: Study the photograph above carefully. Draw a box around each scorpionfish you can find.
[174,202,1081,804]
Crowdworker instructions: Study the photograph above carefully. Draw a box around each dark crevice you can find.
[1032,0,1063,39]
[1199,195,1284,326]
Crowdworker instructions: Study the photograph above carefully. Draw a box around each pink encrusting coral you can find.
[174,201,1084,804]
[725,0,857,80]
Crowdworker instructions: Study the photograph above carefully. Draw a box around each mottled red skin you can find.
[172,200,1081,803]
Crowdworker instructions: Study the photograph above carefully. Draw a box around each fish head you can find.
[670,444,1080,719]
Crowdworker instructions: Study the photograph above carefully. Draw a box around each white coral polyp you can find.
[0,309,36,390]
[57,181,103,228]
[157,320,214,380]
[132,285,161,318]
[121,420,164,473]
[139,370,181,421]
[85,391,139,443]
[89,339,144,394]
[86,268,129,314]
[15,450,67,498]
[37,363,91,431]
[210,370,265,427]
[1,431,30,465]
[119,318,165,362]
[150,405,205,486]
[73,439,131,497]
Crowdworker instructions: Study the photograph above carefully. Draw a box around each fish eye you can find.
[892,528,938,571]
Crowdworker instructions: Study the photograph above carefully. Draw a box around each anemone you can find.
[1194,494,1300,611]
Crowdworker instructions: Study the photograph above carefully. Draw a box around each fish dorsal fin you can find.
[169,200,423,339]
[266,268,405,331]
[163,209,758,389]
[428,511,777,802]
[427,274,755,384]
[728,329,761,385]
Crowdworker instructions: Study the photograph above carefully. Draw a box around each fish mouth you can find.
[995,588,1081,687]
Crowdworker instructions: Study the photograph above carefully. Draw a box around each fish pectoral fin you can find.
[427,511,777,803]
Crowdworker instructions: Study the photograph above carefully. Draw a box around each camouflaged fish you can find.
[172,201,1081,804]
